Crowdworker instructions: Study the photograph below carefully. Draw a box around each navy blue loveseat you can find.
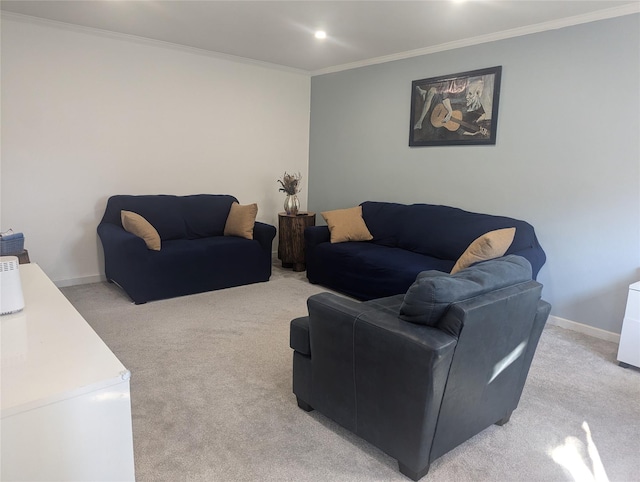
[305,201,546,301]
[98,194,276,304]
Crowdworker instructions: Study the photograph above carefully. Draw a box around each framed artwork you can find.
[409,66,502,147]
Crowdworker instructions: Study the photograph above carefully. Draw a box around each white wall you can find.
[308,14,640,335]
[1,15,311,285]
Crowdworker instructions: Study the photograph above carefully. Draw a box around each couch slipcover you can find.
[305,201,546,300]
[98,194,276,303]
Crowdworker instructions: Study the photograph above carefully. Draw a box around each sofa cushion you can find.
[121,210,161,251]
[311,241,454,300]
[106,195,187,240]
[224,202,258,240]
[450,228,516,274]
[358,202,536,260]
[399,255,533,326]
[179,194,237,238]
[360,201,409,247]
[322,206,373,243]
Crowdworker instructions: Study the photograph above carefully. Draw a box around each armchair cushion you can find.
[180,194,236,238]
[224,202,258,240]
[399,255,532,327]
[450,227,515,274]
[121,210,161,251]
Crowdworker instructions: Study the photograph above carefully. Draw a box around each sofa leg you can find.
[495,412,512,426]
[296,398,314,412]
[398,462,430,481]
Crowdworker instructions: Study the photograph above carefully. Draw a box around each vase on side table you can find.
[284,194,300,215]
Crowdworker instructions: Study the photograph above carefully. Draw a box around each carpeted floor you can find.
[61,265,640,482]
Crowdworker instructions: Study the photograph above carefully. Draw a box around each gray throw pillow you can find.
[399,255,533,326]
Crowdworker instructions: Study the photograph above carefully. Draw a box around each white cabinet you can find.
[617,281,640,369]
[1,264,135,481]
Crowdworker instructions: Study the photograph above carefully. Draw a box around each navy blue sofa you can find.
[98,194,276,304]
[305,201,546,301]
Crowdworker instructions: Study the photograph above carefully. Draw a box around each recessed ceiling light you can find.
[315,30,327,40]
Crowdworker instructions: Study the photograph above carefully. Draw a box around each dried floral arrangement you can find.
[277,172,302,195]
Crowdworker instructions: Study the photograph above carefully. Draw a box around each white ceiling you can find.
[2,1,638,74]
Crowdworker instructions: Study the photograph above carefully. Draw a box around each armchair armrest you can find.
[305,292,390,430]
[304,292,457,447]
[352,308,458,469]
[308,291,374,322]
[306,292,456,353]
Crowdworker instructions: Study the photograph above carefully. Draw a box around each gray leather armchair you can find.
[290,255,551,480]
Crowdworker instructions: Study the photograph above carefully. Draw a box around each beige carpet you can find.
[62,266,640,482]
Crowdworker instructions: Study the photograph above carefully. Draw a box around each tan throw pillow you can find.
[450,227,516,274]
[121,210,161,251]
[321,206,373,243]
[224,202,258,240]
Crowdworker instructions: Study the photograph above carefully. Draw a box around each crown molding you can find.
[0,11,311,77]
[3,3,637,79]
[311,3,640,76]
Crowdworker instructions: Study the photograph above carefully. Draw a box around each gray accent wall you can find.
[308,14,639,335]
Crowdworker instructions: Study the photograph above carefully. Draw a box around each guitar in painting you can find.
[430,103,489,136]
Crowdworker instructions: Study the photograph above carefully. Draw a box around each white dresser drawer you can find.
[617,281,640,368]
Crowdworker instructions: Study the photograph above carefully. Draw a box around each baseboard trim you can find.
[547,315,620,343]
[55,274,107,288]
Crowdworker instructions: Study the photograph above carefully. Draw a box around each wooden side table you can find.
[278,212,316,272]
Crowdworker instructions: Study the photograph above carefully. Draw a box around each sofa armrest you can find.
[97,222,151,281]
[304,225,330,249]
[304,226,331,284]
[253,221,276,252]
[509,246,547,279]
[98,222,148,255]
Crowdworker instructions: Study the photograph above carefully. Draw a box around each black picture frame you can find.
[409,66,502,147]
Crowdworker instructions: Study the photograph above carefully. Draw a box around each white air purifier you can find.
[1,256,25,315]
